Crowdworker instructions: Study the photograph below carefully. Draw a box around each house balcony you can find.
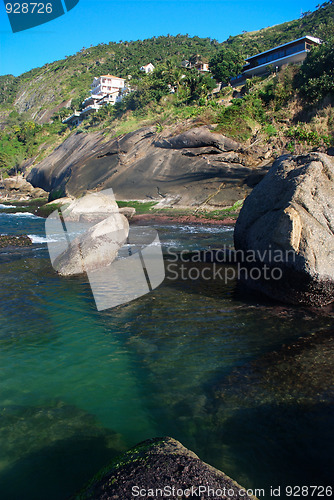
[243,50,309,78]
[81,103,100,114]
[62,111,81,124]
[82,94,101,106]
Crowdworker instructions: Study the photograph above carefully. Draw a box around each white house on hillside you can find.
[63,75,128,126]
[181,59,209,73]
[140,63,155,74]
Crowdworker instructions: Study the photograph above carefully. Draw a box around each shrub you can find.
[286,125,332,147]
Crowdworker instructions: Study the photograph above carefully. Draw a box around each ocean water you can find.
[0,209,333,499]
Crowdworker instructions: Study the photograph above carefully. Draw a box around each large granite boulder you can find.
[27,126,256,207]
[76,437,258,500]
[61,191,120,223]
[53,213,129,276]
[47,191,129,276]
[234,153,334,306]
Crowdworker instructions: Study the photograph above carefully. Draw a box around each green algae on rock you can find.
[75,437,258,500]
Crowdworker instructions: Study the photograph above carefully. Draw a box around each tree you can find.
[209,48,244,84]
[295,33,334,102]
[182,70,216,102]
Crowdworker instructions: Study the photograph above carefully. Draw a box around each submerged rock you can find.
[234,153,334,306]
[0,235,32,248]
[0,402,126,500]
[76,437,258,500]
[214,329,334,406]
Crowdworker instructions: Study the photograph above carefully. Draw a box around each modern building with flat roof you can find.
[242,36,321,78]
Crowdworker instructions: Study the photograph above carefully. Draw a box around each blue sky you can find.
[0,0,320,76]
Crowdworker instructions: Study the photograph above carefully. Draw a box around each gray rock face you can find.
[61,191,120,222]
[76,437,258,500]
[155,126,241,151]
[234,153,334,306]
[27,126,263,208]
[118,206,136,218]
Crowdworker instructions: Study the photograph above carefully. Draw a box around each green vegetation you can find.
[0,119,66,174]
[286,125,332,147]
[116,200,158,213]
[209,48,244,85]
[223,1,334,57]
[295,23,334,103]
[217,94,266,141]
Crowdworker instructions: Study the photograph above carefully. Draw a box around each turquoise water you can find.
[0,209,333,499]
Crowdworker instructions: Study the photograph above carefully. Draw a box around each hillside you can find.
[1,3,333,125]
[0,2,334,188]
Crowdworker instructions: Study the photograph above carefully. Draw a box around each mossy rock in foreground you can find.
[75,437,258,500]
[0,235,32,248]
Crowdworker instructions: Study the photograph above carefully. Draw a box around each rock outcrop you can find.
[155,126,241,151]
[53,213,129,276]
[76,437,258,500]
[27,126,268,207]
[48,191,129,276]
[234,153,334,306]
[61,191,120,222]
[2,175,48,199]
[214,328,334,406]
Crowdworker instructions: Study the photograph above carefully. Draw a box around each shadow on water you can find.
[0,402,126,500]
[213,402,334,493]
[0,435,120,500]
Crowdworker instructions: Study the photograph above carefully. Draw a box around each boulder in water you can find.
[234,153,334,306]
[53,213,129,276]
[76,437,258,500]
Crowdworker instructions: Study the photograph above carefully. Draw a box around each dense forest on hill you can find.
[0,1,334,174]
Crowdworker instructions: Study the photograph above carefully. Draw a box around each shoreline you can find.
[0,196,238,226]
[130,213,237,226]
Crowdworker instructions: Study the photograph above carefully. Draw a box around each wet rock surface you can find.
[48,192,129,276]
[0,235,32,248]
[214,328,334,406]
[76,437,258,500]
[53,213,129,276]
